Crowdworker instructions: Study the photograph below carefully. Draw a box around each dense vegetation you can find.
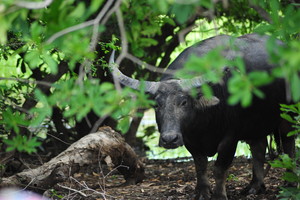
[0,0,299,198]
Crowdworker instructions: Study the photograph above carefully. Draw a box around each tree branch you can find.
[0,77,52,87]
[249,3,272,23]
[15,0,53,9]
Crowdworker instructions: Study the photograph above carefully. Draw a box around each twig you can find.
[0,77,52,87]
[46,20,95,44]
[46,132,72,145]
[125,53,176,75]
[90,0,116,51]
[100,0,122,29]
[76,0,116,85]
[15,0,53,9]
[90,115,108,133]
[57,184,88,197]
[103,164,129,179]
[178,23,197,44]
[46,0,119,45]
[65,176,115,199]
[21,177,36,190]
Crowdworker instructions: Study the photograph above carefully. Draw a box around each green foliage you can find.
[270,103,300,199]
[228,69,273,107]
[227,173,238,182]
[170,3,196,24]
[280,103,300,137]
[30,89,52,126]
[48,189,64,199]
[271,154,296,171]
[253,1,300,103]
[272,42,300,102]
[122,0,173,58]
[0,108,29,134]
[177,48,227,81]
[270,152,300,199]
[29,78,155,133]
[3,134,41,153]
[217,0,262,34]
[177,45,274,107]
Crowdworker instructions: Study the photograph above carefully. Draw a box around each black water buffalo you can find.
[109,34,295,200]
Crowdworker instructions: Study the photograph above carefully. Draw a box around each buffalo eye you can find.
[180,99,187,107]
[177,95,188,107]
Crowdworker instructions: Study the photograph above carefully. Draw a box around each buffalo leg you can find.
[246,138,267,194]
[277,120,296,187]
[278,120,295,158]
[192,154,211,200]
[213,137,238,200]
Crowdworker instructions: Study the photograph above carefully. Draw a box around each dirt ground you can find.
[45,156,285,200]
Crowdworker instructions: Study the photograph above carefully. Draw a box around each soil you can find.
[44,156,285,200]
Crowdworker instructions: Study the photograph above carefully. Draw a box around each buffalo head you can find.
[109,51,220,149]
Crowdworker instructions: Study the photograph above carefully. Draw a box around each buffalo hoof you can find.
[211,193,228,200]
[194,194,210,200]
[193,188,211,200]
[242,182,266,195]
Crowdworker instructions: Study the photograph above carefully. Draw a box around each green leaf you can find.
[30,21,43,43]
[282,172,299,182]
[291,72,300,101]
[43,52,58,74]
[24,50,42,69]
[86,0,103,17]
[280,103,300,113]
[280,113,296,124]
[117,116,130,134]
[248,71,273,86]
[139,38,158,47]
[270,154,295,170]
[162,17,176,26]
[0,108,29,133]
[287,129,300,137]
[201,84,213,99]
[30,89,52,127]
[25,137,42,154]
[171,3,195,24]
[0,18,8,44]
[68,2,86,19]
[3,135,41,154]
[253,88,265,99]
[241,91,252,107]
[99,82,114,91]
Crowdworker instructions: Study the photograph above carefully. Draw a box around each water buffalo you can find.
[109,33,295,200]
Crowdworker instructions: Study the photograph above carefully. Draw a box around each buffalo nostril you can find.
[170,134,178,142]
[162,134,178,144]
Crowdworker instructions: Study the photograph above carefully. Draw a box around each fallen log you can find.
[0,126,145,189]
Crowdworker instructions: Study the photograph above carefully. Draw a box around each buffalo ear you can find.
[196,96,220,108]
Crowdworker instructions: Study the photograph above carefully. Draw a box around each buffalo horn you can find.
[109,51,207,93]
[109,50,160,94]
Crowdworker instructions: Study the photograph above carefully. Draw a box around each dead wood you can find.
[0,126,145,189]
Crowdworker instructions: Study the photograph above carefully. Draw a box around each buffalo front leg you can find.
[213,137,238,200]
[245,138,267,194]
[192,154,211,200]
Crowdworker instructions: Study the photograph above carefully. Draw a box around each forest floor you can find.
[46,156,285,200]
